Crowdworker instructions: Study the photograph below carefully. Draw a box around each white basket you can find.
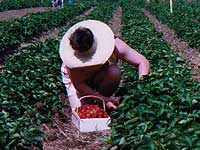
[71,95,111,132]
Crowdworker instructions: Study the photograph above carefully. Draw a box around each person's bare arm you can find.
[114,38,150,78]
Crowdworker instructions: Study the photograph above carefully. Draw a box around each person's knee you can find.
[93,64,121,91]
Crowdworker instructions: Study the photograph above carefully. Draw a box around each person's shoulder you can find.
[114,37,131,57]
[114,37,125,48]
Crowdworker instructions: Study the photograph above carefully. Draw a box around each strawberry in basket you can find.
[78,104,109,119]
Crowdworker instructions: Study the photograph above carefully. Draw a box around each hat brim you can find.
[59,20,115,68]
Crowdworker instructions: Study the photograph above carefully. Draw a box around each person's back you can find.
[59,20,150,109]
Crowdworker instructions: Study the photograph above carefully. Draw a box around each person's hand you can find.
[104,97,119,110]
[139,74,149,80]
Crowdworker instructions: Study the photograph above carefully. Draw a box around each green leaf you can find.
[119,137,126,145]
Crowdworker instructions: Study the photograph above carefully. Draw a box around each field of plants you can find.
[0,0,200,149]
[147,0,200,50]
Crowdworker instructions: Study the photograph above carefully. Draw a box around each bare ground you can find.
[143,9,200,82]
[108,7,122,37]
[0,7,56,21]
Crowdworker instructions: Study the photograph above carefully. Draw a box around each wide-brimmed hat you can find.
[59,20,115,68]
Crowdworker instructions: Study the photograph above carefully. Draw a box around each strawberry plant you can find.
[0,39,62,149]
[0,0,93,52]
[0,0,115,149]
[147,0,200,51]
[108,0,200,149]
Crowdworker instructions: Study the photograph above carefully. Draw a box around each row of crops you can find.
[147,0,200,50]
[0,0,94,53]
[109,0,200,149]
[1,0,200,149]
[0,0,51,12]
[0,0,115,149]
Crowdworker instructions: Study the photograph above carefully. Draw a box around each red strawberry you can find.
[78,104,109,119]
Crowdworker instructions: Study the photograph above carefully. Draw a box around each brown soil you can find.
[0,7,55,21]
[143,9,200,82]
[108,7,122,37]
[41,7,122,150]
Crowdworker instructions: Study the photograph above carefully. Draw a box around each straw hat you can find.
[59,20,115,68]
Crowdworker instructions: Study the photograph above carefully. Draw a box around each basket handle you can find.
[76,95,106,113]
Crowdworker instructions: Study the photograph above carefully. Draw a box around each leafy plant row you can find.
[109,0,200,149]
[172,0,200,21]
[0,0,93,53]
[0,0,51,12]
[0,40,61,149]
[0,1,115,149]
[146,0,200,51]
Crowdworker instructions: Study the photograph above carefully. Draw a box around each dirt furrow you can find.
[108,7,122,37]
[143,9,200,82]
[0,7,55,21]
